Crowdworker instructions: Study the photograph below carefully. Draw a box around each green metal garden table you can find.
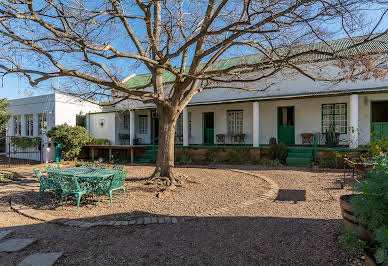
[48,167,119,179]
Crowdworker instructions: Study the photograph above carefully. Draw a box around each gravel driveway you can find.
[0,163,361,265]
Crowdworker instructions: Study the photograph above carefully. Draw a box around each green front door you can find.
[278,106,295,145]
[203,112,214,144]
[371,101,388,140]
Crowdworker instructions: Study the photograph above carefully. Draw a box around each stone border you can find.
[9,169,279,228]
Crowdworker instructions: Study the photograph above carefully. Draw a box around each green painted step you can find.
[286,157,312,166]
[288,148,313,153]
[287,152,312,158]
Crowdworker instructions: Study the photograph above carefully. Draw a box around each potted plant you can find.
[340,154,388,265]
[325,123,338,147]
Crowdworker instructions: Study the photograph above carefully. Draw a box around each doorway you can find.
[203,112,214,144]
[371,101,388,140]
[277,106,295,145]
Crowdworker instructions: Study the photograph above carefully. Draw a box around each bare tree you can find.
[0,0,387,186]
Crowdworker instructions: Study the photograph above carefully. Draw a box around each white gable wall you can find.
[88,112,116,144]
[54,94,101,126]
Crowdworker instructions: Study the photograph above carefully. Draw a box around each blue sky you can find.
[1,3,386,100]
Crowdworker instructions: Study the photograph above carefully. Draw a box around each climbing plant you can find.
[11,137,41,149]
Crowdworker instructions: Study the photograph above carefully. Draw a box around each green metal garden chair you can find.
[57,174,93,210]
[98,170,127,207]
[34,168,60,202]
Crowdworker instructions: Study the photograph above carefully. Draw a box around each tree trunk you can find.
[150,104,179,186]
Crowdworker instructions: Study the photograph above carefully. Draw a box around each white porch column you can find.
[183,107,189,146]
[33,113,39,136]
[8,116,14,136]
[253,101,260,147]
[129,110,135,146]
[349,94,359,148]
[21,114,26,136]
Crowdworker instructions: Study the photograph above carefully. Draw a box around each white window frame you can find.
[38,113,47,135]
[25,114,34,136]
[227,110,243,136]
[176,112,192,138]
[137,115,148,134]
[123,114,130,129]
[14,115,21,136]
[322,103,347,134]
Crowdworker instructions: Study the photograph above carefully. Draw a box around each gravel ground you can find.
[0,163,362,265]
[21,165,270,221]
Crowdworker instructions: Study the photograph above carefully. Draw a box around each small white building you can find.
[6,93,101,162]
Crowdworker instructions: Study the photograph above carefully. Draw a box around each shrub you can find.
[342,154,388,264]
[47,125,92,160]
[177,149,192,165]
[0,171,14,183]
[90,138,110,145]
[318,151,343,168]
[258,159,281,166]
[269,142,287,163]
[369,136,388,156]
[228,149,250,163]
[10,137,41,149]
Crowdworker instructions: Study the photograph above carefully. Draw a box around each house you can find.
[5,93,101,162]
[87,35,388,152]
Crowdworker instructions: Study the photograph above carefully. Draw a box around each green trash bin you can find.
[55,143,62,162]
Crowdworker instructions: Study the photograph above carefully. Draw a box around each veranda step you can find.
[287,148,313,153]
[287,152,312,158]
[286,157,312,166]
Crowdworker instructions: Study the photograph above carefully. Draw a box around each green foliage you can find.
[205,149,226,164]
[375,225,388,264]
[228,149,250,163]
[0,98,11,133]
[349,155,388,263]
[258,159,281,166]
[0,171,14,183]
[269,142,288,163]
[325,123,338,144]
[340,228,367,253]
[369,136,388,156]
[318,151,343,168]
[47,125,92,160]
[90,138,110,145]
[11,137,41,149]
[177,149,192,165]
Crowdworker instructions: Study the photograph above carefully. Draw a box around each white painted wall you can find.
[54,94,101,126]
[185,92,388,146]
[88,112,116,144]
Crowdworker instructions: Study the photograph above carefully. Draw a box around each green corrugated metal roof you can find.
[125,33,388,89]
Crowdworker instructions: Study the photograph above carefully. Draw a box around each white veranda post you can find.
[349,94,359,149]
[183,107,189,147]
[253,101,260,147]
[33,113,39,137]
[129,110,135,146]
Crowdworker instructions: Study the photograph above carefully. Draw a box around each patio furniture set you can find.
[33,163,127,210]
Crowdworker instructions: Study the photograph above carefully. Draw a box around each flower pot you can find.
[339,194,374,241]
[327,142,337,148]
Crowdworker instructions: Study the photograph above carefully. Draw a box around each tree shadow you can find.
[0,206,358,266]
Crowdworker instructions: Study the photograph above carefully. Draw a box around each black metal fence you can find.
[0,137,41,167]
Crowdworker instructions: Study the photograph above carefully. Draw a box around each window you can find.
[25,114,33,136]
[227,110,243,135]
[137,115,148,134]
[322,103,347,134]
[176,112,192,137]
[38,113,47,135]
[14,115,21,136]
[76,115,86,128]
[123,114,130,129]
